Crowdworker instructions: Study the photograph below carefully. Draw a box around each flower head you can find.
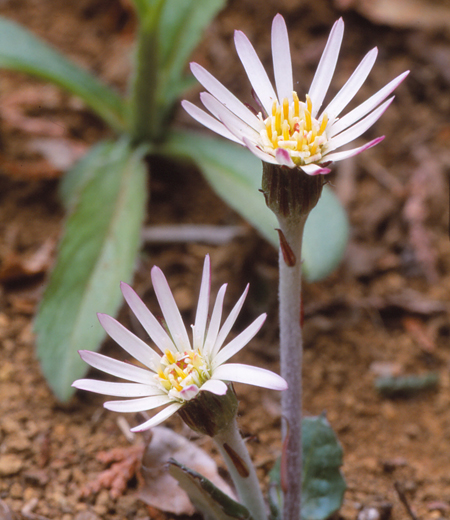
[73,255,287,432]
[182,15,409,176]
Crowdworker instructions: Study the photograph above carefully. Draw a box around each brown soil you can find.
[1,1,450,519]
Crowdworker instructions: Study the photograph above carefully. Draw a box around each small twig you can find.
[335,154,357,205]
[141,224,246,245]
[361,155,405,197]
[116,416,136,443]
[21,498,50,520]
[394,481,419,520]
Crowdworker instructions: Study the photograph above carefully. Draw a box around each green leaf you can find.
[302,186,349,282]
[129,0,225,142]
[168,460,252,520]
[60,140,117,211]
[160,130,348,281]
[34,139,148,401]
[157,0,226,103]
[375,372,439,398]
[0,16,126,132]
[269,415,346,520]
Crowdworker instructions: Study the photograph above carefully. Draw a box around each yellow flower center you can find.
[260,92,329,166]
[156,349,210,400]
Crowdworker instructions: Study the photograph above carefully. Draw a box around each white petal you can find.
[308,18,345,118]
[151,266,191,352]
[193,255,210,350]
[300,163,332,176]
[323,47,378,120]
[242,136,279,165]
[272,14,293,104]
[210,285,249,358]
[275,148,296,168]
[130,402,182,432]
[200,93,260,134]
[72,379,157,397]
[203,284,227,356]
[324,136,384,162]
[120,282,176,354]
[211,97,261,143]
[78,350,156,383]
[328,97,394,151]
[200,379,228,395]
[190,63,261,130]
[181,100,243,144]
[97,313,161,370]
[179,384,200,400]
[213,313,266,367]
[234,30,278,115]
[212,363,287,391]
[330,70,409,137]
[104,394,171,413]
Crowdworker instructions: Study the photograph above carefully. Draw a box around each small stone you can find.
[6,432,31,452]
[93,504,108,517]
[95,490,110,508]
[361,457,379,472]
[405,424,421,439]
[0,454,23,476]
[357,508,380,520]
[116,495,137,516]
[381,401,397,419]
[23,487,39,502]
[1,418,21,434]
[10,482,23,499]
[74,512,101,520]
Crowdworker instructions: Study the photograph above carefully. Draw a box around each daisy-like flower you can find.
[72,255,287,432]
[182,14,409,176]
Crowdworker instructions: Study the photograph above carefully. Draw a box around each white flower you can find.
[182,15,409,176]
[72,255,287,432]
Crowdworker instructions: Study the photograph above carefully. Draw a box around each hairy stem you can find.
[214,418,268,520]
[278,216,306,520]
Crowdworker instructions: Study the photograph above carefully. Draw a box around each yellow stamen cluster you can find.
[157,349,210,400]
[260,92,329,166]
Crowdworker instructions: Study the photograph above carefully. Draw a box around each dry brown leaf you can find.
[0,85,67,137]
[0,238,55,283]
[336,0,450,30]
[29,138,88,171]
[0,154,63,180]
[403,316,436,353]
[139,427,235,516]
[403,149,442,284]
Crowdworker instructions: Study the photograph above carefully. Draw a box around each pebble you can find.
[23,487,39,501]
[116,495,138,515]
[9,482,22,499]
[5,432,31,452]
[74,511,101,520]
[0,454,23,476]
[1,418,21,434]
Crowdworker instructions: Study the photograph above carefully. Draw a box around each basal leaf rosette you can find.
[73,255,286,433]
[183,14,409,176]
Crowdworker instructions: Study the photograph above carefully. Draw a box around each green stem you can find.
[214,418,268,520]
[129,0,165,144]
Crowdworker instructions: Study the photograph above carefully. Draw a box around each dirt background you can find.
[1,0,450,519]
